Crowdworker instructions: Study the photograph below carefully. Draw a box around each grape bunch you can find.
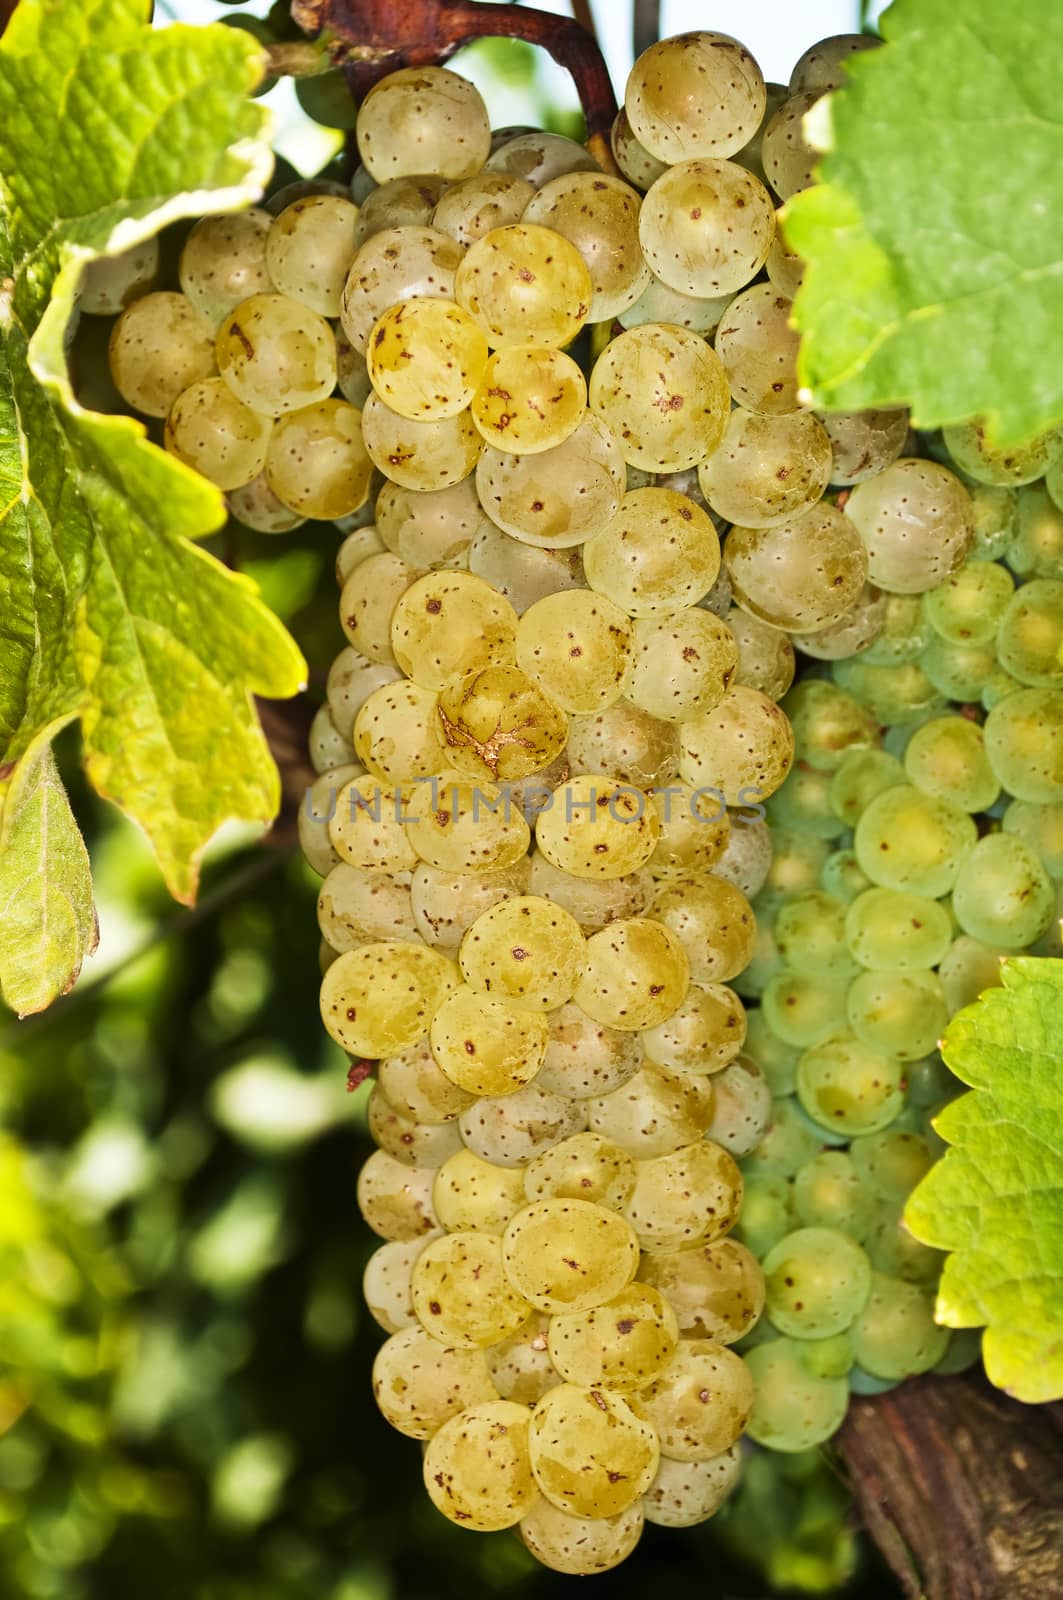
[78,18,1063,1574]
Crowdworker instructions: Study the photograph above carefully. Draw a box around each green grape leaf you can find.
[0,0,307,1011]
[784,0,1063,445]
[905,958,1063,1403]
[0,735,98,1016]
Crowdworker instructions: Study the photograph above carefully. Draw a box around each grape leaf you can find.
[784,0,1063,445]
[905,958,1063,1403]
[0,0,307,1011]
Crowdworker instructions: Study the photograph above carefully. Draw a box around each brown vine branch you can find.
[569,0,596,42]
[632,0,659,62]
[0,0,18,39]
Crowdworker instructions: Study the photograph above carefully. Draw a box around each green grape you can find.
[845,887,952,972]
[760,91,818,200]
[371,1326,497,1439]
[904,1052,956,1109]
[903,715,1000,812]
[476,411,626,549]
[849,1272,949,1380]
[849,1129,934,1203]
[267,398,374,518]
[226,471,305,533]
[865,1214,944,1285]
[352,176,449,247]
[432,1148,526,1234]
[846,969,948,1061]
[568,700,680,789]
[529,1382,659,1518]
[678,686,795,804]
[536,1002,645,1099]
[515,591,633,715]
[437,664,568,783]
[266,195,359,316]
[431,171,536,248]
[796,1033,906,1136]
[932,1327,984,1376]
[642,1448,743,1529]
[774,891,856,978]
[725,505,869,634]
[429,985,548,1096]
[471,345,587,454]
[502,1200,639,1313]
[625,1139,743,1253]
[726,607,796,700]
[767,765,847,840]
[923,559,1015,645]
[589,325,731,473]
[793,1151,875,1240]
[522,171,651,321]
[942,419,1063,487]
[357,1149,440,1241]
[485,129,598,187]
[363,1233,439,1333]
[625,32,766,161]
[847,1366,899,1395]
[641,1238,765,1344]
[984,687,1063,802]
[108,291,216,418]
[744,1338,849,1451]
[520,1498,645,1574]
[548,1282,678,1390]
[423,1400,537,1531]
[698,408,832,528]
[742,1096,823,1178]
[845,459,973,593]
[487,1312,559,1404]
[177,210,271,325]
[164,376,272,491]
[367,298,489,422]
[833,658,946,726]
[411,1231,531,1347]
[79,235,160,315]
[860,593,932,665]
[799,1332,854,1379]
[951,834,1056,948]
[318,864,416,952]
[820,847,872,904]
[378,1037,475,1125]
[784,679,880,772]
[574,917,691,1031]
[294,66,360,128]
[761,968,850,1049]
[653,876,757,985]
[996,579,1063,687]
[714,284,802,414]
[628,610,738,722]
[734,1173,795,1256]
[340,225,463,353]
[819,407,908,485]
[854,785,976,896]
[1003,800,1063,879]
[829,749,905,829]
[458,1084,587,1168]
[744,1007,799,1095]
[527,854,655,934]
[455,224,592,349]
[920,634,998,702]
[730,916,783,1001]
[588,1060,714,1159]
[968,483,1017,560]
[524,1131,636,1210]
[634,1339,753,1460]
[356,65,491,182]
[764,832,831,899]
[319,940,458,1057]
[641,980,747,1076]
[459,896,585,1011]
[706,1055,772,1156]
[639,159,774,298]
[362,390,484,490]
[763,1227,871,1338]
[1009,483,1063,579]
[390,572,517,691]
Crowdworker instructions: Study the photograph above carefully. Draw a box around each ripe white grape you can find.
[376,475,489,569]
[436,665,568,784]
[432,172,537,247]
[361,391,483,490]
[523,1131,637,1209]
[390,570,517,690]
[639,160,775,298]
[216,292,337,416]
[459,1083,588,1167]
[363,1232,439,1333]
[429,984,548,1096]
[368,1090,463,1168]
[626,32,767,161]
[411,1231,531,1347]
[471,345,587,454]
[634,1339,753,1459]
[648,785,730,881]
[589,325,731,473]
[502,1199,639,1312]
[699,408,833,527]
[432,1147,527,1234]
[678,685,795,804]
[227,471,305,533]
[643,1447,743,1528]
[108,291,215,417]
[356,66,491,182]
[567,699,680,789]
[367,297,489,421]
[548,1281,679,1389]
[761,92,819,199]
[476,411,626,549]
[520,1497,644,1575]
[725,503,869,633]
[522,171,652,321]
[624,1139,743,1252]
[535,1000,646,1098]
[820,407,909,484]
[266,399,373,518]
[641,980,746,1075]
[372,1326,497,1438]
[845,458,974,593]
[534,776,659,880]
[455,224,592,349]
[340,551,419,664]
[317,864,417,952]
[574,917,691,1031]
[459,895,585,1011]
[340,226,464,354]
[353,680,445,782]
[319,940,458,1057]
[411,859,531,952]
[611,106,669,190]
[588,1059,714,1158]
[516,590,633,714]
[790,32,879,94]
[164,376,271,491]
[352,176,449,247]
[178,210,271,325]
[485,130,598,188]
[357,1149,440,1241]
[715,284,801,414]
[640,1238,764,1343]
[423,1399,538,1530]
[80,235,159,315]
[266,195,359,316]
[627,610,738,721]
[584,489,721,615]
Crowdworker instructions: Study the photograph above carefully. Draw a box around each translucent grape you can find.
[866,1215,944,1285]
[763,832,830,899]
[997,579,1063,688]
[319,940,457,1056]
[352,177,450,246]
[846,969,949,1060]
[390,571,517,690]
[529,1382,659,1517]
[459,1084,587,1167]
[375,476,484,569]
[624,1139,743,1252]
[372,1326,497,1438]
[845,887,952,971]
[774,890,855,976]
[368,1091,463,1167]
[653,877,757,985]
[520,1498,644,1574]
[356,66,491,182]
[942,419,1063,487]
[714,285,801,414]
[641,981,747,1076]
[698,408,832,527]
[767,764,847,841]
[743,1008,799,1096]
[485,131,598,188]
[522,171,651,320]
[108,291,215,417]
[937,935,1007,1014]
[854,784,976,897]
[357,1149,441,1240]
[760,92,818,199]
[984,688,1063,802]
[761,968,849,1048]
[216,292,336,416]
[334,324,373,407]
[455,224,591,348]
[849,1129,934,1202]
[968,483,1017,560]
[818,408,909,488]
[366,298,488,422]
[298,764,362,877]
[619,273,734,337]
[362,390,483,490]
[1010,483,1063,578]
[1003,800,1063,879]
[641,1238,764,1343]
[762,1227,871,1338]
[422,1400,537,1531]
[845,459,974,593]
[487,1312,559,1404]
[378,1036,475,1124]
[459,896,585,1011]
[627,610,738,722]
[266,195,359,316]
[411,1231,531,1348]
[469,524,584,612]
[340,551,418,664]
[476,416,624,555]
[363,1233,439,1332]
[573,918,691,1031]
[164,376,271,490]
[611,106,669,189]
[502,1199,639,1313]
[177,211,271,325]
[633,1339,753,1460]
[309,704,356,775]
[432,172,536,246]
[678,685,796,806]
[923,559,1014,645]
[334,525,386,584]
[339,226,463,353]
[415,856,530,952]
[790,32,879,93]
[436,665,568,783]
[405,773,530,873]
[524,1131,636,1209]
[79,235,159,315]
[725,504,869,633]
[714,815,774,898]
[850,1272,950,1380]
[527,854,654,934]
[625,32,766,161]
[327,646,402,740]
[642,1448,742,1528]
[471,345,586,454]
[587,1060,714,1159]
[328,775,416,872]
[429,985,548,1096]
[792,1151,875,1239]
[226,471,305,533]
[515,591,633,715]
[548,1282,678,1390]
[726,608,796,701]
[796,1033,906,1136]
[648,784,730,881]
[903,716,1000,812]
[744,1338,848,1451]
[833,657,945,727]
[588,326,731,474]
[432,1148,526,1234]
[534,777,659,880]
[706,1054,771,1155]
[951,834,1055,948]
[266,398,373,518]
[861,592,933,665]
[920,633,998,702]
[318,864,417,953]
[639,161,774,298]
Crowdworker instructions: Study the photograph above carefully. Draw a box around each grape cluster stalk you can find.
[80,22,1063,1577]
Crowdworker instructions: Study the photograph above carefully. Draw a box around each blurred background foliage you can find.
[7,10,904,1598]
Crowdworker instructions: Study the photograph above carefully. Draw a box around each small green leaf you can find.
[0,735,98,1015]
[0,0,307,960]
[905,958,1063,1402]
[785,0,1063,445]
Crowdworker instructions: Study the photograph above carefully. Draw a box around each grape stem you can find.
[632,0,659,62]
[290,0,619,159]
